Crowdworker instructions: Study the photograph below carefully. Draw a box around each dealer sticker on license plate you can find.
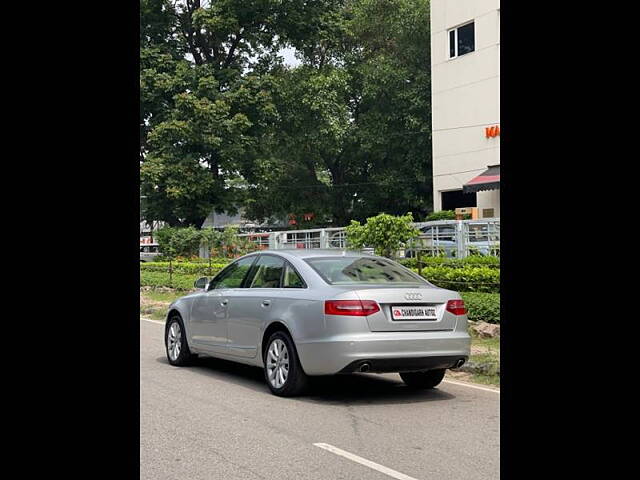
[391,305,438,321]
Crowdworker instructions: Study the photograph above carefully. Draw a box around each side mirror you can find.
[194,276,209,290]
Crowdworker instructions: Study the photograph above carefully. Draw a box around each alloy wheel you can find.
[167,322,182,361]
[266,339,289,389]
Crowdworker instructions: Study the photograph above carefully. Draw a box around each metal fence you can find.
[408,219,500,258]
[235,219,499,258]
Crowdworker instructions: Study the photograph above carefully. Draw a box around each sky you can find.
[280,46,301,67]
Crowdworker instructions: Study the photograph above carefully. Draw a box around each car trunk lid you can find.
[353,286,459,332]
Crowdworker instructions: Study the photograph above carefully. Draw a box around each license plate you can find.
[391,305,437,321]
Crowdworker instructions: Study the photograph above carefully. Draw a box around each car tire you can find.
[165,314,196,366]
[400,369,446,389]
[263,331,308,397]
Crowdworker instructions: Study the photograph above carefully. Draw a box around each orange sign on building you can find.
[485,125,500,138]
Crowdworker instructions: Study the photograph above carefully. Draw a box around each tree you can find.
[156,226,202,258]
[199,227,221,275]
[140,0,345,228]
[243,0,434,225]
[156,225,203,284]
[141,0,435,227]
[345,212,420,258]
[217,225,257,258]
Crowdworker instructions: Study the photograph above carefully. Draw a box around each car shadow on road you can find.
[157,355,458,405]
[157,355,267,390]
[299,373,456,406]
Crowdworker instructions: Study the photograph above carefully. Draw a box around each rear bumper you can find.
[339,355,468,373]
[295,330,471,375]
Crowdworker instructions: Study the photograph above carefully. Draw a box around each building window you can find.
[441,190,476,211]
[448,21,475,59]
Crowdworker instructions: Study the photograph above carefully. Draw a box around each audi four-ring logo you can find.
[404,293,423,300]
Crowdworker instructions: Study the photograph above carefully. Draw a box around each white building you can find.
[430,0,500,218]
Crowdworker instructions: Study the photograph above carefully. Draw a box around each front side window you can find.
[306,257,427,285]
[209,256,256,290]
[449,21,475,58]
[250,255,285,288]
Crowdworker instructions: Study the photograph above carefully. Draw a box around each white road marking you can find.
[140,317,165,325]
[313,443,420,480]
[443,379,500,394]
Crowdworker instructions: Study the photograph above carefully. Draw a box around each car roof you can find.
[251,249,376,260]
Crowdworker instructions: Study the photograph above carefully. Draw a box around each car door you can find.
[189,256,257,354]
[225,254,287,358]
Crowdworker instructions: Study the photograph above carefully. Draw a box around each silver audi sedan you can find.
[164,250,471,396]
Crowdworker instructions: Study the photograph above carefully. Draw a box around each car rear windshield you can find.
[305,257,426,285]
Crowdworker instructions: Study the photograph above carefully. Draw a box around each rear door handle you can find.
[220,299,229,306]
[261,299,271,307]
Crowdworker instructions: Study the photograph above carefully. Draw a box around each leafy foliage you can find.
[460,292,500,324]
[140,0,341,227]
[345,212,420,258]
[141,262,229,275]
[245,0,434,224]
[155,226,203,259]
[215,225,261,258]
[414,266,500,293]
[141,0,436,227]
[425,210,456,221]
[399,255,500,269]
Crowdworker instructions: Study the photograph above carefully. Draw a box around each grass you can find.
[140,288,189,321]
[469,372,500,386]
[463,332,500,387]
[144,290,185,303]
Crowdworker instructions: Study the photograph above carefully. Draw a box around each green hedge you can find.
[400,256,500,269]
[413,266,499,293]
[154,255,232,264]
[140,261,498,292]
[140,268,500,322]
[140,262,229,276]
[461,292,500,324]
[140,262,230,290]
[140,271,201,290]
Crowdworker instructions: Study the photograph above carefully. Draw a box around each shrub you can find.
[140,262,229,276]
[461,292,500,324]
[346,213,420,258]
[399,256,500,269]
[140,271,199,290]
[425,210,456,221]
[156,226,202,259]
[413,266,499,293]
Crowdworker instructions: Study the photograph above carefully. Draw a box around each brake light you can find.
[325,300,381,316]
[446,299,467,315]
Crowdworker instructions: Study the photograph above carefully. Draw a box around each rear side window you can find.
[305,257,426,285]
[250,255,285,288]
[283,263,305,288]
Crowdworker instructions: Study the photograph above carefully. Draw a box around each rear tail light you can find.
[325,300,381,316]
[446,299,467,315]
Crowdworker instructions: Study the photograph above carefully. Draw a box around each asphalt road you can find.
[140,318,500,480]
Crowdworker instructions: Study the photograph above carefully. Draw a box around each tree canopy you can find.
[140,0,433,228]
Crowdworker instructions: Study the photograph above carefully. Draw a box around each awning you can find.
[463,165,500,193]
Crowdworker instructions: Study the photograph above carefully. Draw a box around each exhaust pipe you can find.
[455,359,466,368]
[359,363,371,373]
